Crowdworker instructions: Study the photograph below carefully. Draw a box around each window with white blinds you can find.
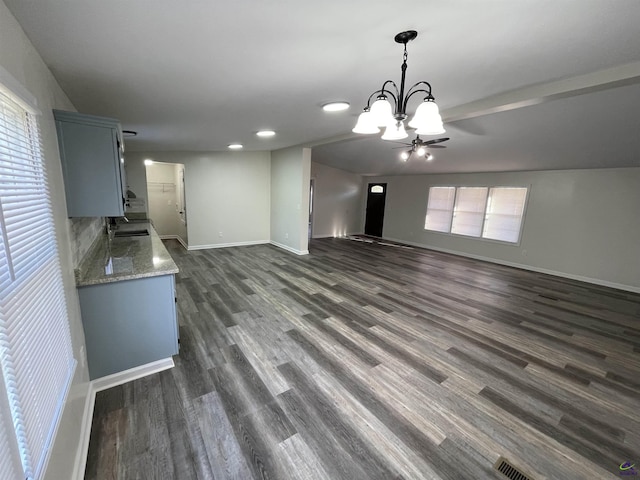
[424,185,528,244]
[483,187,528,243]
[0,87,76,479]
[424,186,455,232]
[451,187,488,237]
[0,376,23,480]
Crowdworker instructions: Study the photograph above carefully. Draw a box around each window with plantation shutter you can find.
[0,84,76,479]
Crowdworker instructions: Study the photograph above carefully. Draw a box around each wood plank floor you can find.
[85,238,640,480]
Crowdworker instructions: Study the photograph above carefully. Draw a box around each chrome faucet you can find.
[106,216,129,239]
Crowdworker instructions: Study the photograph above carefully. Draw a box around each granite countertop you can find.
[75,222,179,287]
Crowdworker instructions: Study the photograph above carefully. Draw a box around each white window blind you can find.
[0,88,76,479]
[424,186,455,232]
[483,187,528,243]
[424,185,528,244]
[451,187,488,237]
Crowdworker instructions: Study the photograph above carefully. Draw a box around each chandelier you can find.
[352,30,445,140]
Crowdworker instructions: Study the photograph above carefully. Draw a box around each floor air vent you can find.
[494,457,533,480]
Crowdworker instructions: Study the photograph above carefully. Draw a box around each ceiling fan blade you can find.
[392,145,410,149]
[424,137,449,145]
[428,144,447,149]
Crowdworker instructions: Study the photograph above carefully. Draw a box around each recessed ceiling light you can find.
[256,130,276,137]
[322,102,350,112]
[228,143,243,149]
[144,159,153,166]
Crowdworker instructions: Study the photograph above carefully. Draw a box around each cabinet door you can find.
[55,112,125,217]
[78,275,178,379]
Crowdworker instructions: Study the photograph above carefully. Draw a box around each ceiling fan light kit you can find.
[352,30,445,140]
[395,135,449,162]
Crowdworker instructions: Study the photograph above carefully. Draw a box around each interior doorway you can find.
[364,183,387,237]
[146,161,188,248]
[308,178,314,240]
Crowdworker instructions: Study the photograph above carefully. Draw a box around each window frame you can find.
[0,75,76,480]
[424,184,530,245]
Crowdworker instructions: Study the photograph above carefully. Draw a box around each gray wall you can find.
[367,167,640,291]
[127,151,271,249]
[310,161,363,238]
[0,1,91,478]
[271,146,311,254]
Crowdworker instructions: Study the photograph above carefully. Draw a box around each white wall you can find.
[367,167,640,291]
[271,146,311,254]
[128,151,271,249]
[310,161,363,238]
[0,1,90,478]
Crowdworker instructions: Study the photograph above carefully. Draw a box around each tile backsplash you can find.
[69,216,104,268]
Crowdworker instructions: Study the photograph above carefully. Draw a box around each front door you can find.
[364,183,387,237]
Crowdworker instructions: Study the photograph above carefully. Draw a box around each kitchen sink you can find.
[114,229,149,237]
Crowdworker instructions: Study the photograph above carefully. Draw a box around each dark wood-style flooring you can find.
[85,238,640,480]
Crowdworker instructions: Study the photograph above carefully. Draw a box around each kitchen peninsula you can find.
[75,222,179,379]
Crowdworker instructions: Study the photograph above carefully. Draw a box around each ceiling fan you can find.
[392,135,449,161]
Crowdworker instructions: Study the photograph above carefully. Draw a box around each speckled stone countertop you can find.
[75,222,179,287]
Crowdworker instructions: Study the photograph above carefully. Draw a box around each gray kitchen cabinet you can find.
[77,274,179,379]
[53,109,126,217]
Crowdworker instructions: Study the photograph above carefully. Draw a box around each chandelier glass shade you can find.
[353,30,445,139]
[381,120,408,140]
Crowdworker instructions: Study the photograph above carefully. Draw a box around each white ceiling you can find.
[5,0,640,175]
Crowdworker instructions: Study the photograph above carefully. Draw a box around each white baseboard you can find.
[270,241,309,255]
[384,236,640,294]
[72,384,95,480]
[91,358,175,393]
[176,236,188,250]
[188,239,269,251]
[72,358,175,480]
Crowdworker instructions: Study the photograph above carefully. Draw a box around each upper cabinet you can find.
[53,109,126,217]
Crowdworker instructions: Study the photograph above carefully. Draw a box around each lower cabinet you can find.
[78,274,179,379]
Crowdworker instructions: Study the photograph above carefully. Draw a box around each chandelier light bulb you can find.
[416,146,426,156]
[400,151,409,161]
[352,110,380,134]
[426,152,434,161]
[409,100,445,135]
[381,120,408,141]
[370,96,394,127]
